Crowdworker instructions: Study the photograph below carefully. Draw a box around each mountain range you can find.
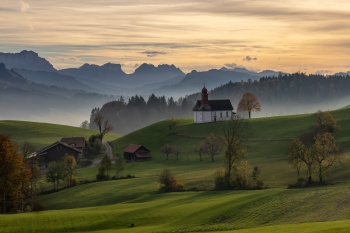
[0,50,285,97]
[0,50,287,126]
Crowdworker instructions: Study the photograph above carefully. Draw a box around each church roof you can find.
[193,99,234,111]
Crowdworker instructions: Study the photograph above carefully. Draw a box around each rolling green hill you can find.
[1,109,350,233]
[108,108,350,188]
[0,120,119,148]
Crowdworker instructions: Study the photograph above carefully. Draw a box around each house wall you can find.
[194,111,212,123]
[211,111,232,121]
[194,111,232,123]
[40,145,81,168]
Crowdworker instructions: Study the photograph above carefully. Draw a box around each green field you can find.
[0,120,119,148]
[1,109,350,233]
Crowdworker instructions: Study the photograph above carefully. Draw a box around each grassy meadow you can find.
[1,109,350,232]
[0,120,119,148]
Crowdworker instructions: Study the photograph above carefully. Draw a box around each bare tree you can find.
[221,116,247,187]
[194,143,205,161]
[160,144,173,160]
[93,113,113,140]
[288,137,306,180]
[311,133,340,183]
[173,145,182,161]
[202,134,223,162]
[237,92,261,119]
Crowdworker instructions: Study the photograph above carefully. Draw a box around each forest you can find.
[88,73,350,134]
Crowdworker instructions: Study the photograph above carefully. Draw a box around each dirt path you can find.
[91,141,113,167]
[103,140,113,159]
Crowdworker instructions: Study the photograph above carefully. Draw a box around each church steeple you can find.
[201,85,208,105]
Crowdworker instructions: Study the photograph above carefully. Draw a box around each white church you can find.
[192,86,234,123]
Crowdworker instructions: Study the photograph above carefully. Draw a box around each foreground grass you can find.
[2,110,350,232]
[2,184,350,233]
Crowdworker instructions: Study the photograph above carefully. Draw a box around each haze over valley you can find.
[1,50,350,130]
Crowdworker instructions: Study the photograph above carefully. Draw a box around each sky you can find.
[1,0,350,74]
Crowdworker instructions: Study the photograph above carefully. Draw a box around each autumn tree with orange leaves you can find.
[0,135,30,214]
[237,92,261,119]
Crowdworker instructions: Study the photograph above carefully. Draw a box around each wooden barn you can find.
[60,137,88,156]
[34,141,82,169]
[123,144,151,162]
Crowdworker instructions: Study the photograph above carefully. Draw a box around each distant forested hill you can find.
[93,73,350,135]
[187,73,350,115]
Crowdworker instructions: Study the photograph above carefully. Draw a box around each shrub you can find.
[158,169,181,192]
[214,170,227,190]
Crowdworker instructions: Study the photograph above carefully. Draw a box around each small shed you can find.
[124,144,151,162]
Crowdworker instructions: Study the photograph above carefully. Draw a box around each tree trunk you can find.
[248,111,251,119]
[319,166,323,183]
[307,164,313,184]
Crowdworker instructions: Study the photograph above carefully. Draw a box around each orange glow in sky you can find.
[1,0,350,74]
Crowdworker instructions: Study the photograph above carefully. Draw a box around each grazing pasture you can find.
[1,109,350,232]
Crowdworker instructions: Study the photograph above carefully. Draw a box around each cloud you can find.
[48,56,79,62]
[243,56,258,62]
[224,63,238,69]
[141,51,167,57]
[20,0,30,13]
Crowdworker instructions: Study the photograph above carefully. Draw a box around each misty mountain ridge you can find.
[150,68,264,97]
[0,64,116,126]
[220,66,285,77]
[14,68,98,93]
[60,62,127,80]
[0,50,290,97]
[0,50,56,72]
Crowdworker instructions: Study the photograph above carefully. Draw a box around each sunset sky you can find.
[1,0,350,74]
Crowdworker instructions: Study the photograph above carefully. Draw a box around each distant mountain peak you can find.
[101,62,122,71]
[19,50,38,56]
[0,50,56,72]
[80,62,123,71]
[135,63,156,72]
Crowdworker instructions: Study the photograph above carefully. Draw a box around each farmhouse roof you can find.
[60,137,87,148]
[193,99,234,111]
[124,144,150,153]
[36,141,82,156]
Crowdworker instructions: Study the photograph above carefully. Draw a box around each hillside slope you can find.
[2,110,350,233]
[0,120,119,148]
[110,109,349,186]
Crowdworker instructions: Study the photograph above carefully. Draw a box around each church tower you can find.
[201,85,209,105]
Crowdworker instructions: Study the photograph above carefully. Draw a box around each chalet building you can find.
[123,144,151,162]
[34,141,82,169]
[192,86,234,123]
[60,137,88,156]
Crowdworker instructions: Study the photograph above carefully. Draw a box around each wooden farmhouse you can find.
[193,86,234,123]
[34,141,82,169]
[60,136,88,156]
[123,144,151,162]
